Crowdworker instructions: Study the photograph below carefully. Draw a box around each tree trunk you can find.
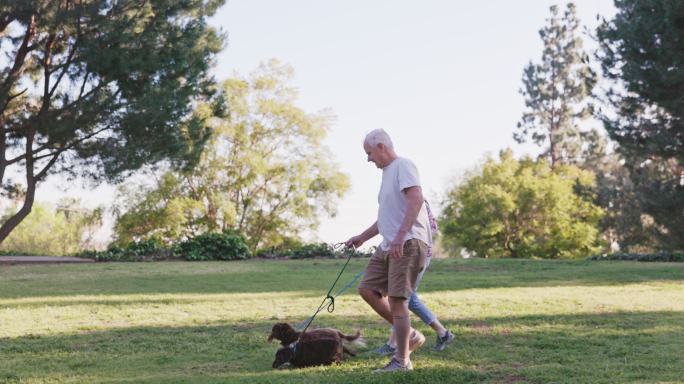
[0,128,37,243]
[549,127,558,168]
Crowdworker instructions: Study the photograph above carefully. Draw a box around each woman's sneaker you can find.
[434,330,455,351]
[374,342,396,356]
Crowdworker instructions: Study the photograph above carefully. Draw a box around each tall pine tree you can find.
[515,3,597,168]
[597,0,684,250]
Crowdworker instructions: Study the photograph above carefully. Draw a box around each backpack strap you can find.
[424,200,438,233]
[424,200,438,257]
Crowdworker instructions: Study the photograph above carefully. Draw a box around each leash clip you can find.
[325,295,335,313]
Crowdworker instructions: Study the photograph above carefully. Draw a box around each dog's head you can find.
[267,322,298,343]
[272,346,295,369]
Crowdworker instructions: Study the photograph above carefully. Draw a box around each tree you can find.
[597,0,684,164]
[586,152,660,251]
[515,3,597,168]
[625,158,684,249]
[596,0,684,250]
[0,0,224,243]
[114,60,350,251]
[439,149,603,259]
[0,198,103,255]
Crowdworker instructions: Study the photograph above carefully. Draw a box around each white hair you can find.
[364,129,394,149]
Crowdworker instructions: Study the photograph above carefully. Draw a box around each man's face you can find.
[364,141,384,168]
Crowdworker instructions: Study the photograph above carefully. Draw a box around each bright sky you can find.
[38,1,617,249]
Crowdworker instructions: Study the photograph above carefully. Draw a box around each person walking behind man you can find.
[345,129,432,372]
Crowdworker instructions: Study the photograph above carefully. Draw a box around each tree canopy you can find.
[597,0,684,250]
[114,60,350,251]
[0,0,224,242]
[597,0,684,163]
[440,150,603,259]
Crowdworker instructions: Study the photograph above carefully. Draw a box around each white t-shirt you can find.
[377,157,431,251]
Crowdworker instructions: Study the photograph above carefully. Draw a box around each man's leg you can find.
[389,296,410,365]
[361,287,421,357]
[385,291,438,348]
[386,254,434,347]
[385,239,428,364]
[358,287,393,324]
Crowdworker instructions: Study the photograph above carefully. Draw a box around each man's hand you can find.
[345,235,365,248]
[389,235,405,259]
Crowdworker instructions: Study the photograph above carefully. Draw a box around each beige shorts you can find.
[358,239,428,299]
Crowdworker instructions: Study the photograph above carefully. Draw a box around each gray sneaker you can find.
[434,330,455,351]
[374,342,397,356]
[374,357,413,372]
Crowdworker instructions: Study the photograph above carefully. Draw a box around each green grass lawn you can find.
[1,258,683,383]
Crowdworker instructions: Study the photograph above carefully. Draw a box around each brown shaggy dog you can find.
[268,322,364,368]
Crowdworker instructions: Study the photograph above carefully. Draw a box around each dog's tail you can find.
[341,330,366,348]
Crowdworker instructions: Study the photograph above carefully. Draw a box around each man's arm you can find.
[345,221,379,248]
[389,186,424,259]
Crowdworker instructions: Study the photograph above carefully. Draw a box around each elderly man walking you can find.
[345,129,432,372]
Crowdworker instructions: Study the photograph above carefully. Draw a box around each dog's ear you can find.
[268,324,282,342]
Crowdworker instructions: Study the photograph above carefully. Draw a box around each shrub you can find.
[257,242,374,259]
[75,238,175,262]
[285,242,336,259]
[176,230,251,261]
[74,247,132,262]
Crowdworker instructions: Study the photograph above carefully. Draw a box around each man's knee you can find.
[388,296,409,315]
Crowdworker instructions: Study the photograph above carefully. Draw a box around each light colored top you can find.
[377,157,431,251]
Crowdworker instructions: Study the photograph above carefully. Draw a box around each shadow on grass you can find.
[1,311,683,383]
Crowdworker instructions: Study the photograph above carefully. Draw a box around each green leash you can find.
[295,243,364,333]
